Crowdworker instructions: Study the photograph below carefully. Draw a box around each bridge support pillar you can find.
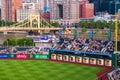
[38,30,41,34]
[3,31,8,35]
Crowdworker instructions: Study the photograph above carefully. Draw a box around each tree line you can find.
[77,20,119,30]
[0,20,18,27]
[0,20,60,28]
[0,20,119,30]
[3,38,35,46]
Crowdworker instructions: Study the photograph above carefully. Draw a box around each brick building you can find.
[1,0,22,21]
[50,0,94,26]
[80,0,94,18]
[0,8,1,20]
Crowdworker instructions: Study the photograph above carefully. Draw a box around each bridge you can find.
[0,15,75,34]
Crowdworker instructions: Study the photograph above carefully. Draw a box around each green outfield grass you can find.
[0,60,103,80]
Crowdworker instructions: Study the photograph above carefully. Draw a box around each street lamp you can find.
[7,40,8,47]
[24,41,26,47]
[6,39,9,47]
[32,40,34,47]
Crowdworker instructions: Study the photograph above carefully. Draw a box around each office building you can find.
[1,0,22,21]
[80,0,94,18]
[50,0,80,26]
[16,8,39,22]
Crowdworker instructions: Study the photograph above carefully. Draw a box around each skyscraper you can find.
[1,0,22,21]
[44,0,50,12]
[50,0,79,26]
[23,0,44,11]
[89,0,120,14]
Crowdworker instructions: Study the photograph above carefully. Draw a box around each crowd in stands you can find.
[53,37,114,54]
[0,37,115,54]
[107,68,120,80]
[0,46,49,54]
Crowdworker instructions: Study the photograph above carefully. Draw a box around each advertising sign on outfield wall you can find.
[29,54,34,59]
[97,59,104,66]
[0,54,10,58]
[16,54,28,59]
[69,56,75,62]
[35,54,49,59]
[57,54,62,61]
[63,55,69,61]
[83,57,89,64]
[90,58,96,65]
[51,54,56,60]
[10,54,16,58]
[105,60,112,66]
[76,56,82,63]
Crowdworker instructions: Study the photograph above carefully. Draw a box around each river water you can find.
[0,33,52,48]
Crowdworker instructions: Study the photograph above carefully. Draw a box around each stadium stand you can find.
[97,67,114,80]
[0,47,49,54]
[54,37,114,54]
[107,68,120,80]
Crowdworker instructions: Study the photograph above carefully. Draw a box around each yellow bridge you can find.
[0,15,75,34]
[0,27,74,31]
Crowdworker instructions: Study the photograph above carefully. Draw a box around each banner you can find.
[105,60,112,66]
[57,54,62,61]
[51,54,56,60]
[69,56,75,62]
[83,57,89,64]
[10,54,16,58]
[0,54,10,58]
[73,28,77,38]
[76,57,82,63]
[35,54,49,59]
[97,59,104,66]
[29,54,34,59]
[63,55,69,61]
[16,54,28,59]
[108,30,111,40]
[90,30,93,39]
[90,58,96,65]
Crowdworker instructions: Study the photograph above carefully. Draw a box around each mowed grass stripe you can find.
[0,60,103,80]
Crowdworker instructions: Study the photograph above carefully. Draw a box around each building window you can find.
[58,4,63,19]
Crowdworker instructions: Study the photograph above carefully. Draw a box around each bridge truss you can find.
[0,15,74,34]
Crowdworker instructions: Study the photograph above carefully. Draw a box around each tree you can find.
[51,22,60,27]
[3,38,35,46]
[82,27,87,33]
[77,20,115,30]
[78,21,86,28]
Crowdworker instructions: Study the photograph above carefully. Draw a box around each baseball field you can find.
[0,60,103,80]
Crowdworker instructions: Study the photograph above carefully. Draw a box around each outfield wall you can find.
[0,54,49,59]
[49,49,117,67]
[0,48,117,67]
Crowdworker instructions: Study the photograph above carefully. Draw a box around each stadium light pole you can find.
[115,13,118,53]
[114,0,119,67]
[115,0,118,53]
